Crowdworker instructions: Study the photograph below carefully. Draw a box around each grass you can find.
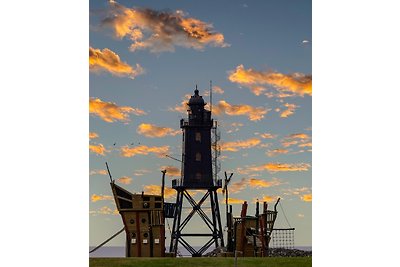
[89,257,312,267]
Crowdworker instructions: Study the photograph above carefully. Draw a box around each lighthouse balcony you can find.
[172,178,222,189]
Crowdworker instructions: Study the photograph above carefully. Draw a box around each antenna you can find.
[165,154,183,163]
[105,162,113,183]
[210,80,212,114]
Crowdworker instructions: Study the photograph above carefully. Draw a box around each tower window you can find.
[195,152,201,161]
[195,132,201,142]
[195,172,202,180]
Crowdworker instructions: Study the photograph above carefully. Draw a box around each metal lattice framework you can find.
[270,228,295,249]
[169,187,224,257]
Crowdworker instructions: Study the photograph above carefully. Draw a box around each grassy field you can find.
[89,257,311,267]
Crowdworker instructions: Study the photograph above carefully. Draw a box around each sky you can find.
[89,0,312,249]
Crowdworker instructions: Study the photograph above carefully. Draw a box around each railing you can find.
[180,118,213,127]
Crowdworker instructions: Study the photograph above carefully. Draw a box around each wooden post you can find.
[239,201,248,254]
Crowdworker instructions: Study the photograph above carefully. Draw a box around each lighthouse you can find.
[170,87,224,257]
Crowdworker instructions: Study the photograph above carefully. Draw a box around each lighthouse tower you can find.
[170,87,224,257]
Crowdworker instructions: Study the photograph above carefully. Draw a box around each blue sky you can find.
[89,0,312,248]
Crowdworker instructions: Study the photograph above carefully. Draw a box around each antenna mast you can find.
[210,80,212,115]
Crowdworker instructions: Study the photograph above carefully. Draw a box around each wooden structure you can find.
[230,198,280,257]
[170,87,224,257]
[111,182,165,257]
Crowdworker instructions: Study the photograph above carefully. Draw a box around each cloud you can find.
[161,166,181,177]
[215,100,268,121]
[203,85,225,96]
[257,195,276,203]
[225,197,246,204]
[89,143,109,156]
[248,177,282,188]
[257,132,277,139]
[137,123,180,138]
[280,103,298,118]
[298,213,305,218]
[90,206,119,216]
[229,178,247,193]
[89,47,144,78]
[90,169,108,175]
[248,162,311,172]
[91,194,113,202]
[89,132,99,139]
[287,133,310,139]
[231,122,244,127]
[283,187,311,196]
[143,184,176,199]
[228,64,312,97]
[120,145,169,158]
[90,98,146,123]
[220,138,261,152]
[225,122,244,134]
[117,176,132,185]
[301,194,312,202]
[102,2,229,53]
[250,86,267,96]
[267,149,289,157]
[213,86,225,94]
[169,94,191,113]
[133,169,150,176]
[281,133,311,148]
[99,206,118,215]
[227,177,281,193]
[298,142,312,148]
[302,40,310,44]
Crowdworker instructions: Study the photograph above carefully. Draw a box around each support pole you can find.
[161,170,166,202]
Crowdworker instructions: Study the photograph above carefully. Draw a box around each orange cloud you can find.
[257,195,276,203]
[280,103,298,118]
[215,100,268,121]
[204,86,225,96]
[102,2,229,53]
[250,86,267,96]
[281,133,311,148]
[258,132,277,139]
[89,132,99,139]
[228,65,312,97]
[90,98,146,123]
[220,138,261,152]
[133,169,150,176]
[90,169,108,175]
[117,176,132,185]
[91,194,113,202]
[298,142,312,148]
[267,149,289,157]
[226,122,244,134]
[98,206,116,215]
[143,185,176,199]
[89,143,109,156]
[226,177,281,193]
[248,178,282,188]
[161,166,181,177]
[213,86,225,94]
[226,198,246,204]
[283,187,311,196]
[249,162,311,172]
[229,178,247,193]
[169,94,191,113]
[137,123,180,138]
[288,133,310,139]
[301,194,312,202]
[120,145,169,158]
[89,47,144,78]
